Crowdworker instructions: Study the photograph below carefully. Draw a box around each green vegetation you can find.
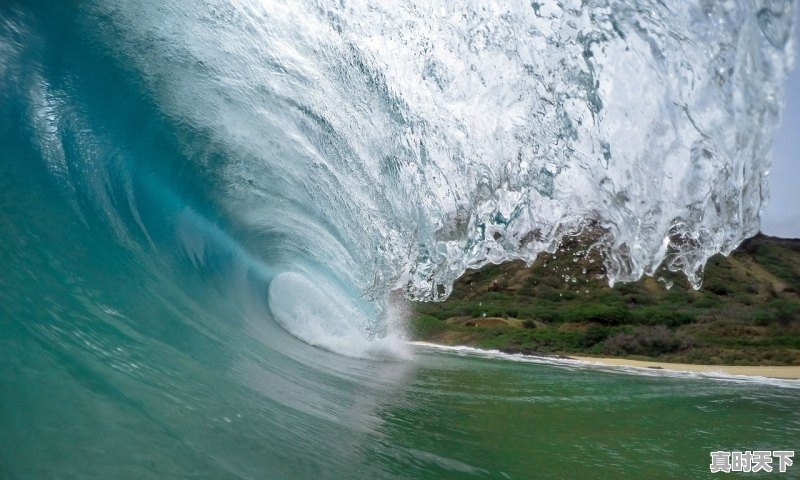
[410,233,800,365]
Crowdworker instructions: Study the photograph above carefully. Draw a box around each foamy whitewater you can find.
[410,342,800,389]
[50,0,789,353]
[0,1,797,478]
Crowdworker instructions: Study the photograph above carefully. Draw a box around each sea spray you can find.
[84,0,795,306]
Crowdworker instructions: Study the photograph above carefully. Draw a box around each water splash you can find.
[1,3,800,476]
[3,0,794,358]
[92,0,792,306]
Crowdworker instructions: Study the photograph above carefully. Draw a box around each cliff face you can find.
[411,234,800,365]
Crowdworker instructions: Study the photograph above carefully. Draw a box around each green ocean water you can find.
[3,317,799,479]
[1,0,798,478]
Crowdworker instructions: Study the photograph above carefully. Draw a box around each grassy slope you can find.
[410,234,800,365]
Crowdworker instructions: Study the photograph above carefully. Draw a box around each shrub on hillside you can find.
[410,315,446,338]
[560,305,631,325]
[580,326,612,348]
[602,326,693,357]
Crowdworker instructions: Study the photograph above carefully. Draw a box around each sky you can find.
[761,6,800,238]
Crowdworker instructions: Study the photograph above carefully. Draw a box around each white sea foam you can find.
[91,0,794,355]
[269,272,410,360]
[410,341,800,389]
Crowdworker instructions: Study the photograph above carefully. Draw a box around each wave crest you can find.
[11,0,795,311]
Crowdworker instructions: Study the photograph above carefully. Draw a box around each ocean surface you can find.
[1,0,797,478]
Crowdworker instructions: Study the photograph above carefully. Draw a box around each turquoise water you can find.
[1,1,798,478]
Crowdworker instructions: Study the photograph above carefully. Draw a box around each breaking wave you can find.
[0,0,794,353]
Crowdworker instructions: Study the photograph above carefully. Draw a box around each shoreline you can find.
[567,355,800,380]
[411,342,800,380]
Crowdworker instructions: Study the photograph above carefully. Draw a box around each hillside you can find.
[410,233,800,365]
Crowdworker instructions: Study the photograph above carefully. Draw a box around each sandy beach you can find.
[412,342,800,380]
[569,355,800,380]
